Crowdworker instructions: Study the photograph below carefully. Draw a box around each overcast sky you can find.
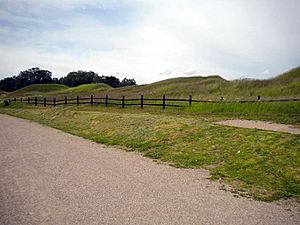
[0,0,299,83]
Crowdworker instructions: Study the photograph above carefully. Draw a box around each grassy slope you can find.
[10,84,69,96]
[8,83,111,97]
[0,90,7,98]
[1,103,299,201]
[92,67,300,99]
[2,67,300,100]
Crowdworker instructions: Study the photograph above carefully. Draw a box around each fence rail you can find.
[8,95,300,109]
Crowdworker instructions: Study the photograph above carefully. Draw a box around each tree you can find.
[120,78,136,87]
[0,77,17,92]
[52,77,59,84]
[59,71,99,87]
[0,68,137,92]
[15,67,52,89]
[0,67,53,92]
[103,76,121,88]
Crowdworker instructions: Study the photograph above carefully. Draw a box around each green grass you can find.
[11,84,69,96]
[8,83,111,97]
[1,102,299,201]
[187,102,300,114]
[66,83,110,93]
[0,90,7,98]
[77,67,300,99]
[184,101,300,124]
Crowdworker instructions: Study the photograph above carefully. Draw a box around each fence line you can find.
[9,95,300,109]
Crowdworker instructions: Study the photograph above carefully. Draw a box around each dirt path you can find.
[215,119,300,134]
[0,114,299,225]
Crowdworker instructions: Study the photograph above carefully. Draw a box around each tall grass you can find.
[186,101,300,114]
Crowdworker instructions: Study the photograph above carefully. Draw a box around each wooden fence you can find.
[8,95,300,109]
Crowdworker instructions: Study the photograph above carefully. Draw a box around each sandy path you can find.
[0,114,299,225]
[215,119,300,134]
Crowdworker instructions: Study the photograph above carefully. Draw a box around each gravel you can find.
[215,119,300,134]
[0,114,299,225]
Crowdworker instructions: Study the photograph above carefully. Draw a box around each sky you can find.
[0,0,299,84]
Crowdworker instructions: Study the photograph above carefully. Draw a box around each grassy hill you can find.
[8,83,111,98]
[3,67,300,100]
[58,83,111,95]
[95,67,300,100]
[0,90,7,99]
[11,84,69,96]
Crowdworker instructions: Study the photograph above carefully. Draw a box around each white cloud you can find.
[184,68,197,75]
[261,70,270,75]
[0,0,299,83]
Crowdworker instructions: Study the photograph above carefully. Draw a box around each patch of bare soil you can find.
[215,119,300,134]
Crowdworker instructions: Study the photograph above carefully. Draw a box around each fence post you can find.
[65,96,67,106]
[27,97,30,104]
[35,97,37,106]
[122,96,125,109]
[141,95,144,109]
[105,95,108,107]
[20,97,22,103]
[53,97,56,107]
[163,95,166,109]
[189,95,192,106]
[91,95,93,106]
[44,98,46,107]
[77,96,79,106]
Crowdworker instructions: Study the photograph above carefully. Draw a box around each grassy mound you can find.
[102,76,227,99]
[227,67,300,99]
[0,90,7,98]
[11,84,68,96]
[273,66,300,82]
[63,83,111,93]
[99,67,300,99]
[7,83,111,97]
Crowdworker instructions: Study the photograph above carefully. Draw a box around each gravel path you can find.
[0,114,299,225]
[215,119,300,134]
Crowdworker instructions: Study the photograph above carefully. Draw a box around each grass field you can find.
[1,102,299,201]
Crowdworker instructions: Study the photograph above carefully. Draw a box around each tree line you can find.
[0,67,136,92]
